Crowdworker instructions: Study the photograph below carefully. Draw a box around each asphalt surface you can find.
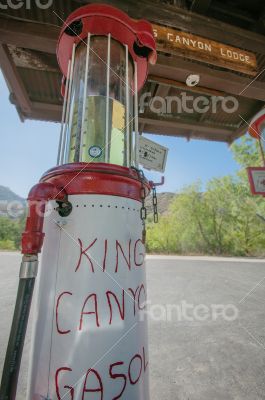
[0,252,265,399]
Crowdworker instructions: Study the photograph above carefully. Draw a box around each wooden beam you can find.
[211,2,256,24]
[0,44,31,113]
[190,0,212,13]
[148,75,225,96]
[8,46,58,72]
[139,115,235,136]
[77,0,265,56]
[151,54,265,101]
[0,14,262,97]
[0,17,59,54]
[1,0,265,56]
[28,102,62,122]
[140,121,230,142]
[1,15,262,100]
[128,0,265,55]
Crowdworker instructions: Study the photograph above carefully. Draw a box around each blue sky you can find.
[0,71,240,197]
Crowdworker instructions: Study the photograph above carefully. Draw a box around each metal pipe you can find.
[57,60,71,166]
[105,33,111,163]
[125,44,130,167]
[60,53,74,165]
[0,255,38,400]
[80,33,91,162]
[258,138,265,166]
[134,61,139,168]
[62,44,76,164]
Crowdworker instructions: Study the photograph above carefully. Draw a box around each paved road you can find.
[0,252,265,399]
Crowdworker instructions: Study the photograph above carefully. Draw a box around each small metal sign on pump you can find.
[139,136,168,173]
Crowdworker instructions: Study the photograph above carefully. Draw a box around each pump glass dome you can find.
[58,34,137,167]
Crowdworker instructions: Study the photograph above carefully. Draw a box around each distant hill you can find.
[146,192,175,215]
[0,186,25,202]
[0,186,26,218]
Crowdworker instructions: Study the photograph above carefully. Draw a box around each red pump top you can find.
[57,3,157,93]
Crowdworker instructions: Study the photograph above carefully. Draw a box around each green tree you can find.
[231,135,263,179]
[0,213,26,250]
[147,135,265,256]
[146,215,180,253]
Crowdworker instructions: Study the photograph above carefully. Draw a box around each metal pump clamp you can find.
[19,255,38,279]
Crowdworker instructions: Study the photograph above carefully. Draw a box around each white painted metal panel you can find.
[27,195,149,400]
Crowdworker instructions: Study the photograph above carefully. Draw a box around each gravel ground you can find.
[0,252,264,399]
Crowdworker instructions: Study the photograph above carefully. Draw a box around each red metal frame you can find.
[22,164,150,255]
[247,166,265,196]
[22,183,67,255]
[40,163,150,201]
[57,3,157,93]
[248,114,265,139]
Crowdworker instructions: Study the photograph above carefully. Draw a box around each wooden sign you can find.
[152,24,257,76]
[247,167,265,195]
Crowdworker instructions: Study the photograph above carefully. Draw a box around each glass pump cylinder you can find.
[58,35,138,167]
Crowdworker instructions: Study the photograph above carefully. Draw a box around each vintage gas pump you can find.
[0,4,157,400]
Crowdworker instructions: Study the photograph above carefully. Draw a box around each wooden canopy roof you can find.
[0,0,265,143]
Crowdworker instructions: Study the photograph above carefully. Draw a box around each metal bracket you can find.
[149,176,165,187]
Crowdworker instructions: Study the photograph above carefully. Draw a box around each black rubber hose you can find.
[0,278,35,400]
